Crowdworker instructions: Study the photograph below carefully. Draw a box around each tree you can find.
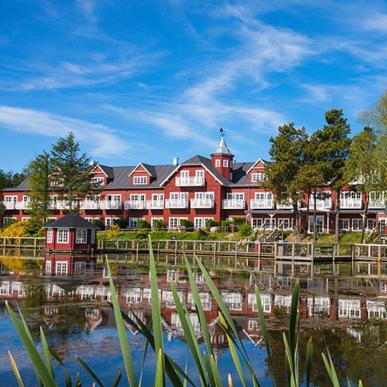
[50,132,93,211]
[26,152,52,227]
[265,123,308,238]
[311,109,351,242]
[344,127,378,243]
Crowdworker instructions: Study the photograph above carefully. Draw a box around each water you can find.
[0,251,386,386]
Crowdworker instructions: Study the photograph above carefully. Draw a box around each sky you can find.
[1,0,386,171]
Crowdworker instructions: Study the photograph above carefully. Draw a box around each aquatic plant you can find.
[6,237,363,386]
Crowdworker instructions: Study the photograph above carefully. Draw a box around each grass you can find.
[6,237,364,386]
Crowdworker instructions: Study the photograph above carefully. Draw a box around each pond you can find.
[0,251,386,386]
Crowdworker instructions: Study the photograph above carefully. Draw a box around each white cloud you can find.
[0,105,128,157]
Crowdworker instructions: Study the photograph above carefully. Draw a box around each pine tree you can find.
[344,127,378,242]
[26,152,52,226]
[50,132,93,211]
[264,123,308,238]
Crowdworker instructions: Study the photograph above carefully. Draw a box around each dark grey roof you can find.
[44,213,99,229]
[2,177,30,191]
[99,164,114,179]
[141,163,157,178]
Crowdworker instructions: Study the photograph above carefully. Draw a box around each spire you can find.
[212,128,233,156]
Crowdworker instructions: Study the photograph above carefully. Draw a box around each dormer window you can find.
[215,159,221,167]
[91,177,104,186]
[223,160,229,167]
[133,176,147,185]
[50,178,63,187]
[195,170,204,178]
[252,173,266,182]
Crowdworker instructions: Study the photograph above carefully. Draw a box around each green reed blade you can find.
[183,357,188,387]
[289,280,300,356]
[75,372,81,387]
[322,352,340,387]
[6,302,57,387]
[155,349,164,387]
[170,282,207,386]
[305,337,313,387]
[107,258,136,386]
[8,351,25,387]
[138,338,150,387]
[76,357,104,387]
[255,287,272,363]
[209,354,222,387]
[283,332,297,386]
[219,315,247,387]
[112,369,122,387]
[40,327,54,379]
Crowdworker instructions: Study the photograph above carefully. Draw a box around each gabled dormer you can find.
[129,163,155,185]
[89,164,113,186]
[246,159,267,183]
[211,131,234,179]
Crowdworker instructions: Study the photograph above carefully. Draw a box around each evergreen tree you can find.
[344,127,378,242]
[26,152,52,226]
[312,109,351,242]
[264,123,308,238]
[50,132,93,211]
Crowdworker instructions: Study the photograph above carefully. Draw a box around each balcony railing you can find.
[3,201,18,210]
[250,199,274,209]
[80,201,101,210]
[175,176,205,187]
[146,200,164,209]
[222,199,245,209]
[165,199,189,208]
[276,202,293,210]
[124,200,147,210]
[340,199,362,209]
[100,201,122,210]
[49,201,70,210]
[308,199,332,210]
[369,192,385,208]
[190,199,214,209]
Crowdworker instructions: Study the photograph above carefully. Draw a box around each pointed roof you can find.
[211,135,233,157]
[44,213,99,229]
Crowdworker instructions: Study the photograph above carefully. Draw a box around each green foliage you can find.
[0,170,26,190]
[152,219,166,230]
[232,217,245,225]
[91,218,105,230]
[137,219,150,229]
[50,132,94,211]
[0,220,40,237]
[238,223,252,237]
[106,224,123,239]
[220,219,233,232]
[205,219,218,229]
[112,218,127,229]
[179,219,194,229]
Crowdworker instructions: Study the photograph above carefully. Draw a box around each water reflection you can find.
[0,251,386,385]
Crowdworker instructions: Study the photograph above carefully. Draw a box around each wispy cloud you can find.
[0,105,129,157]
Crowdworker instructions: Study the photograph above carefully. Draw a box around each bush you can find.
[220,220,233,232]
[91,218,105,230]
[0,220,34,237]
[106,224,123,239]
[180,219,194,230]
[238,223,252,237]
[137,219,150,229]
[152,219,166,230]
[232,217,246,225]
[113,218,127,229]
[205,219,218,229]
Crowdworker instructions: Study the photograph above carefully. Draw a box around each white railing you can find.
[250,199,274,209]
[190,199,214,208]
[222,199,245,209]
[175,176,205,187]
[17,201,30,210]
[124,200,147,210]
[3,201,18,210]
[100,201,122,210]
[308,199,332,210]
[165,199,189,208]
[146,200,164,209]
[340,199,362,209]
[80,201,101,210]
[276,202,293,210]
[49,201,70,210]
[369,192,385,209]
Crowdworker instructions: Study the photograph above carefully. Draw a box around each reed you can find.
[6,237,363,386]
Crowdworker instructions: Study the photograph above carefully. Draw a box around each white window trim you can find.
[55,261,68,275]
[133,175,148,185]
[76,228,87,244]
[215,159,220,167]
[47,229,53,243]
[57,228,69,244]
[223,159,229,167]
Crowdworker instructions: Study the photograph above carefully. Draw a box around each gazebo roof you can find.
[44,213,99,229]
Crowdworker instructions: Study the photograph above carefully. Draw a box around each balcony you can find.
[100,201,122,210]
[3,201,18,210]
[222,199,245,209]
[276,202,293,210]
[80,201,101,210]
[340,199,362,209]
[250,199,274,209]
[124,200,147,210]
[175,176,205,187]
[146,200,164,209]
[165,199,189,208]
[369,192,385,209]
[190,199,214,209]
[17,201,30,210]
[49,201,70,210]
[308,199,332,211]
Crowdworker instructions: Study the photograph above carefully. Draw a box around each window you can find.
[339,218,350,231]
[252,173,266,182]
[227,192,244,200]
[223,159,229,167]
[252,218,264,229]
[130,194,146,201]
[45,261,52,274]
[47,229,53,243]
[215,159,220,167]
[91,177,104,185]
[194,192,214,200]
[76,228,87,244]
[169,217,187,228]
[57,229,69,243]
[194,217,213,229]
[133,175,147,185]
[180,170,189,178]
[367,219,376,230]
[352,219,363,231]
[195,170,204,178]
[56,261,68,275]
[128,217,141,228]
[151,218,164,227]
[279,218,292,230]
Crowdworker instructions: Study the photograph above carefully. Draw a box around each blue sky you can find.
[1,0,386,171]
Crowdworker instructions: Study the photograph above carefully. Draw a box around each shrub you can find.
[205,219,218,229]
[91,218,105,230]
[113,218,127,229]
[106,224,123,239]
[137,219,150,229]
[232,217,246,225]
[0,220,32,237]
[238,223,252,237]
[220,219,232,232]
[152,219,166,230]
[180,219,194,230]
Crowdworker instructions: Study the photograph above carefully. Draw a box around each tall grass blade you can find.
[255,287,271,363]
[76,357,104,387]
[107,258,137,386]
[148,237,164,374]
[40,327,54,379]
[209,354,222,387]
[305,337,313,387]
[8,351,25,387]
[155,349,164,387]
[48,348,72,387]
[75,373,81,387]
[288,280,300,355]
[322,351,340,387]
[138,338,150,387]
[5,302,57,387]
[112,370,122,387]
[170,282,207,386]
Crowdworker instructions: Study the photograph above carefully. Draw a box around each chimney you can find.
[173,157,179,166]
